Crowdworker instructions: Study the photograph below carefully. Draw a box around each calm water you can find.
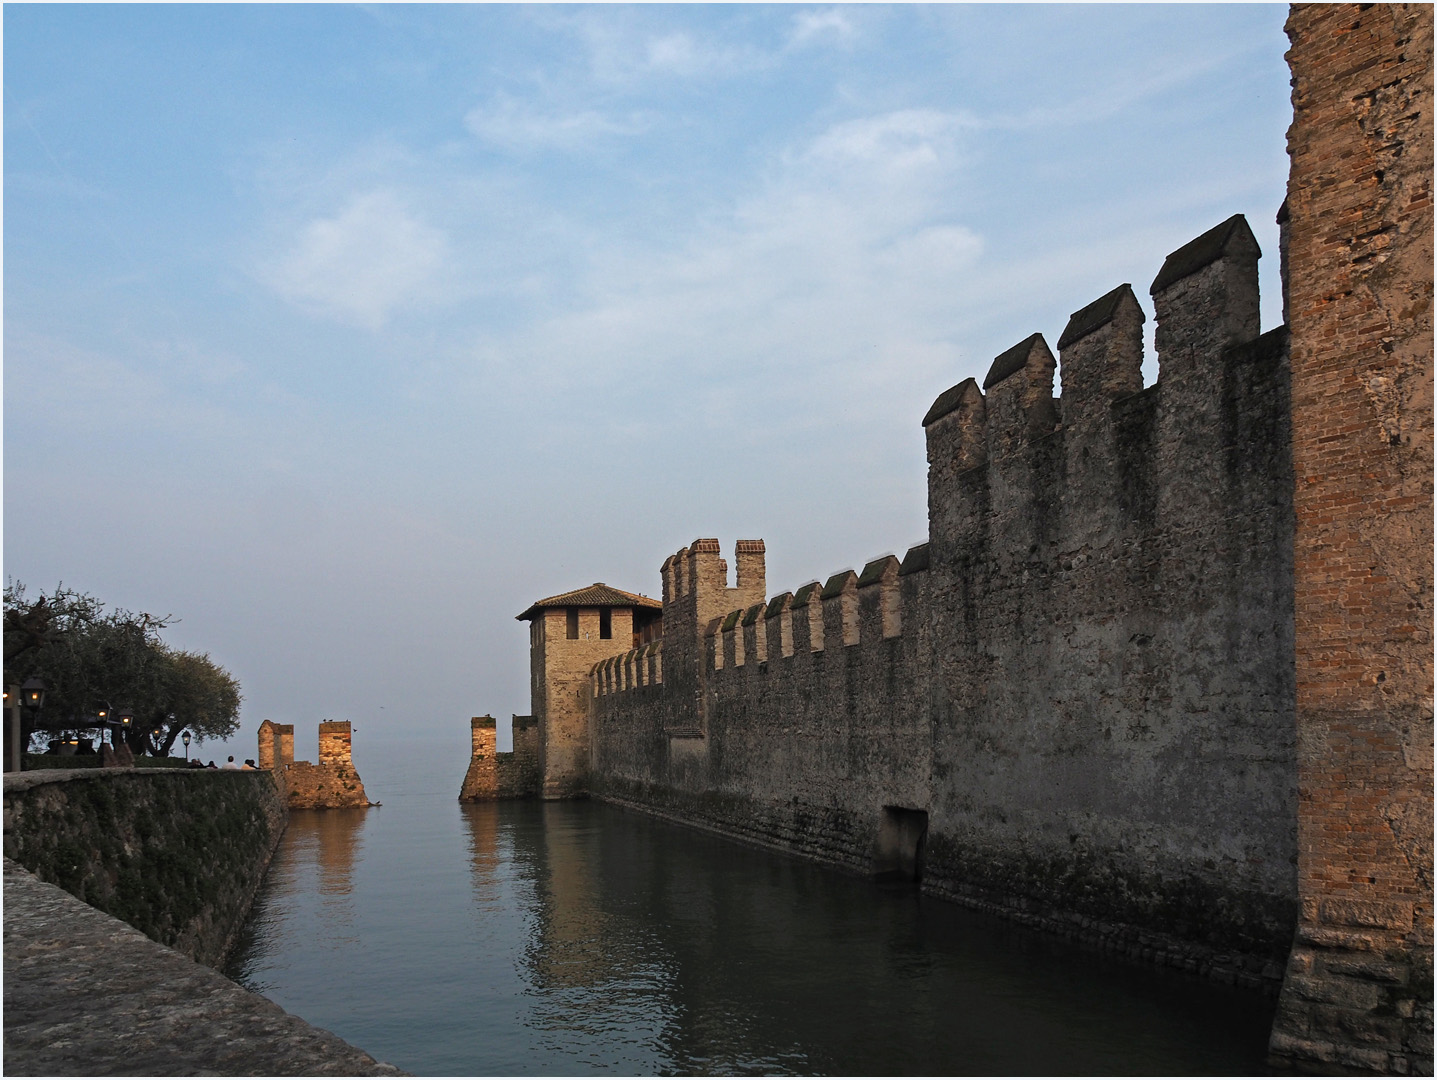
[226,757,1276,1075]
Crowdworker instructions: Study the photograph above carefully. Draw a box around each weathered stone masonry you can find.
[3,773,401,1075]
[259,718,372,809]
[2,768,286,968]
[589,209,1298,991]
[459,714,540,800]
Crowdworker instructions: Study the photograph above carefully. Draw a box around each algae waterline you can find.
[3,768,285,966]
[228,761,1277,1076]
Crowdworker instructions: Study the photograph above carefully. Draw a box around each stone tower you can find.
[656,539,766,735]
[516,583,663,799]
[1269,5,1433,1073]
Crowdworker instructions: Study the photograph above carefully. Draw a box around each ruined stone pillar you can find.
[458,716,498,801]
[318,722,351,766]
[256,719,276,770]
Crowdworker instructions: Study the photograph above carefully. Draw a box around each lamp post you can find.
[18,679,46,772]
[115,707,134,754]
[4,686,16,773]
[182,730,192,762]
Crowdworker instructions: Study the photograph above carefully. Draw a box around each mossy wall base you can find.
[2,768,287,968]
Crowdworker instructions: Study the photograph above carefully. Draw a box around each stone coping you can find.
[4,857,405,1076]
[3,766,204,794]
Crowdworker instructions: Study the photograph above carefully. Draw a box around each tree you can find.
[4,581,242,756]
[140,648,242,757]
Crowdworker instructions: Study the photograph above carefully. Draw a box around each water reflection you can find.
[231,787,1276,1076]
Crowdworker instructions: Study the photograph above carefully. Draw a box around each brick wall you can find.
[1269,6,1434,1074]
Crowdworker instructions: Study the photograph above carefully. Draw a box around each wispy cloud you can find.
[554,12,774,85]
[455,107,984,433]
[465,93,649,152]
[262,190,450,330]
[788,9,859,49]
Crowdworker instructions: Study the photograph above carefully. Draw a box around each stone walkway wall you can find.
[3,857,403,1076]
[3,768,286,967]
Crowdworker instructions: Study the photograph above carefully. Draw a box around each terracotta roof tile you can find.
[516,583,661,621]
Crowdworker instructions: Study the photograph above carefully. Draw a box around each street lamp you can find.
[20,678,46,710]
[3,686,13,773]
[111,707,134,755]
[17,679,46,771]
[182,731,192,759]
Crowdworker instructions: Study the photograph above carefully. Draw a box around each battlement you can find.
[318,720,352,766]
[708,542,930,668]
[661,537,765,615]
[459,714,541,800]
[256,719,294,770]
[591,640,664,698]
[259,719,369,809]
[924,213,1282,563]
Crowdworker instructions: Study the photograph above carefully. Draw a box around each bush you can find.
[21,754,189,770]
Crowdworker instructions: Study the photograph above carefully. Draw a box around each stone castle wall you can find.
[533,606,637,799]
[459,715,541,800]
[258,719,371,810]
[1268,5,1434,1074]
[591,215,1299,986]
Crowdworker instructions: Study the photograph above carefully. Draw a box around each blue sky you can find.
[5,4,1293,766]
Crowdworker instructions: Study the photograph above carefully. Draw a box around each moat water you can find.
[226,757,1276,1075]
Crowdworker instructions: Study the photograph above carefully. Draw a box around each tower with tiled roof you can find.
[516,582,663,798]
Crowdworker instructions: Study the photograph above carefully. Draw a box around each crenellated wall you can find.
[258,719,371,809]
[923,216,1297,980]
[589,212,1298,990]
[459,714,541,800]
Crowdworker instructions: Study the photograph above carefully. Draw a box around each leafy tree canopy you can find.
[4,581,242,756]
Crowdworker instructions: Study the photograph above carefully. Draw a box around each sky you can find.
[4,4,1294,771]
